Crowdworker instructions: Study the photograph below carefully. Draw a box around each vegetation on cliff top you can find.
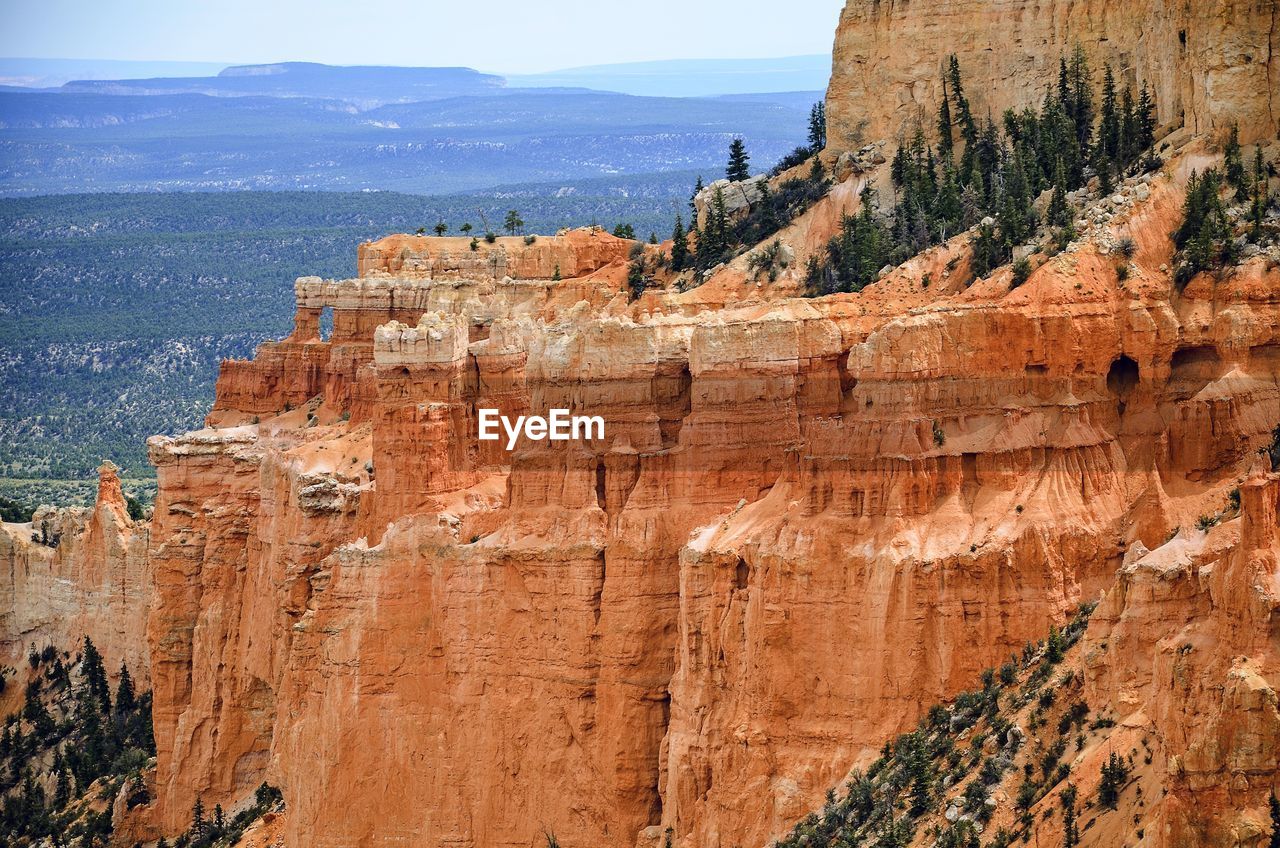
[807,50,1159,296]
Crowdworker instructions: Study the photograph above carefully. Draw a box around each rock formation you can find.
[826,0,1280,151]
[137,134,1280,848]
[4,3,1279,848]
[0,462,151,682]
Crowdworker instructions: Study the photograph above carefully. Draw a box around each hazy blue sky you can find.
[0,0,847,74]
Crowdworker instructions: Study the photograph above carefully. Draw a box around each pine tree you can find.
[891,140,910,189]
[854,187,885,288]
[1187,220,1218,276]
[937,75,954,163]
[626,255,647,301]
[1095,147,1114,196]
[690,176,704,214]
[726,138,751,182]
[670,215,689,271]
[903,734,933,816]
[191,797,207,837]
[710,187,730,258]
[1268,793,1280,848]
[1046,625,1065,662]
[1252,146,1270,242]
[1057,57,1074,121]
[1099,63,1120,161]
[1068,45,1094,151]
[1000,145,1035,244]
[975,119,1003,191]
[1120,84,1137,165]
[503,209,524,236]
[697,187,731,268]
[970,218,1003,278]
[1176,171,1205,247]
[933,163,962,237]
[81,636,111,715]
[960,182,982,230]
[807,102,827,152]
[1174,169,1230,261]
[54,753,71,808]
[924,144,939,202]
[808,151,828,189]
[77,703,107,784]
[1017,108,1046,190]
[949,55,976,148]
[1099,751,1130,809]
[1048,156,1071,227]
[1060,784,1080,848]
[1136,82,1157,153]
[1225,123,1248,201]
[823,185,890,293]
[21,771,46,827]
[24,680,54,737]
[116,662,136,715]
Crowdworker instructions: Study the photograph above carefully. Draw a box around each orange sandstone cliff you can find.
[0,462,151,683]
[825,0,1279,151]
[139,142,1280,848]
[6,3,1280,848]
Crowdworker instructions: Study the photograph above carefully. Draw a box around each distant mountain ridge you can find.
[0,57,827,196]
[0,57,229,89]
[0,55,833,104]
[62,62,507,109]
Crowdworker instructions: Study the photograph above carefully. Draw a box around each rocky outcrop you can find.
[0,462,151,681]
[212,229,632,418]
[693,175,769,229]
[355,228,636,280]
[132,137,1280,848]
[826,0,1280,150]
[1080,470,1280,847]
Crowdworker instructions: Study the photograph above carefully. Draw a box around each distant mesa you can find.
[60,62,507,109]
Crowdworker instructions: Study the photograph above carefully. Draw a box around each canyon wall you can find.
[139,135,1280,848]
[7,5,1278,847]
[0,462,151,682]
[1081,470,1280,846]
[826,0,1280,150]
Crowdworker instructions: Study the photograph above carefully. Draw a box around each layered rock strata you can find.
[139,140,1280,848]
[0,462,151,682]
